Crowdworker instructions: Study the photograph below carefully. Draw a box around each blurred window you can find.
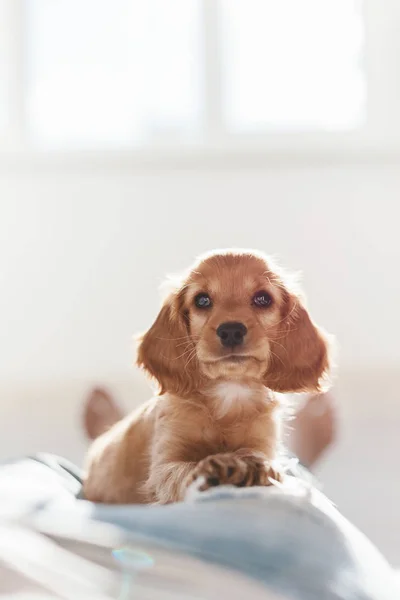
[220,0,365,133]
[1,0,366,150]
[26,0,202,148]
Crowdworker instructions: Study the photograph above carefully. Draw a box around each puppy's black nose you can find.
[216,322,247,347]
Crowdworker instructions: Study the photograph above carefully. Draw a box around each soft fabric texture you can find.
[0,456,398,599]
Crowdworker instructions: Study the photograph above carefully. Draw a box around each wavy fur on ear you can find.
[265,294,331,393]
[136,289,202,397]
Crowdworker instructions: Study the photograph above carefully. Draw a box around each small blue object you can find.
[112,547,155,599]
[112,546,155,571]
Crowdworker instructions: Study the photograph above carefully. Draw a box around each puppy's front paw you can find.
[188,453,283,492]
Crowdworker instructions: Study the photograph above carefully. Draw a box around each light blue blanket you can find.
[0,457,398,599]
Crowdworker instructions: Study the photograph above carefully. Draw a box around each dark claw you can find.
[207,477,220,487]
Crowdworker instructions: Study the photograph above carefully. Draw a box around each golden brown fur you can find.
[83,250,331,504]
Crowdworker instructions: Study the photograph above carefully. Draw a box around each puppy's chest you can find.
[200,383,276,453]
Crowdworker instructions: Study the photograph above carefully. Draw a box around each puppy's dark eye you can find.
[252,291,273,308]
[194,293,212,309]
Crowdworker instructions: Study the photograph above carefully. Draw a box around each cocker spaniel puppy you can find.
[84,250,331,504]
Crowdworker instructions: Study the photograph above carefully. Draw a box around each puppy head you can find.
[137,250,331,396]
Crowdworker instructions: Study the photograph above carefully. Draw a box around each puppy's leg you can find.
[145,460,197,504]
[83,399,156,504]
[188,451,283,492]
[147,452,283,503]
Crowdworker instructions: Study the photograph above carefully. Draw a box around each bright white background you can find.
[1,0,400,564]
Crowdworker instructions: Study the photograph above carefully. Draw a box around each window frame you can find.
[1,0,400,168]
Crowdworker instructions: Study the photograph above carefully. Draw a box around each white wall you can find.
[1,161,400,562]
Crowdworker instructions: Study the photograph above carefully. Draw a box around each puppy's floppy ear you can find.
[136,289,201,397]
[265,295,331,393]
